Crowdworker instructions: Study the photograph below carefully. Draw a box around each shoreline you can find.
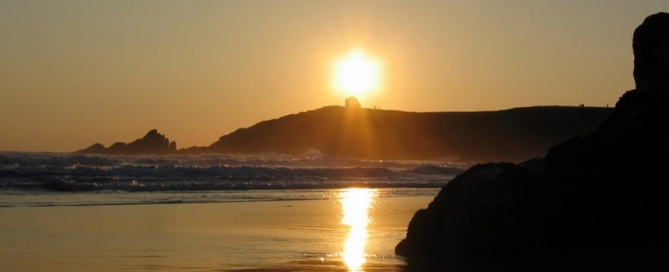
[0,188,441,208]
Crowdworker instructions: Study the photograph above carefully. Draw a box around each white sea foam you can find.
[0,152,464,193]
[0,152,463,207]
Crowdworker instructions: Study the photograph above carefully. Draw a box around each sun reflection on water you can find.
[340,188,376,271]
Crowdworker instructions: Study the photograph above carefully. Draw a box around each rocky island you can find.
[395,12,669,270]
[78,129,177,155]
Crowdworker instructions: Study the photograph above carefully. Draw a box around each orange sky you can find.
[1,1,667,152]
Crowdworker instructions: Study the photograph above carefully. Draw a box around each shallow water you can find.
[0,189,437,271]
[0,152,450,270]
[0,188,438,207]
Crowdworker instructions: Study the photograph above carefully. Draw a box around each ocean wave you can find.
[0,152,462,192]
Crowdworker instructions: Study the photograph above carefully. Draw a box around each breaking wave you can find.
[0,152,465,192]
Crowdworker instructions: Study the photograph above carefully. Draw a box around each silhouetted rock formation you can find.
[633,12,669,93]
[209,106,610,162]
[78,129,177,155]
[396,12,669,270]
[77,106,610,160]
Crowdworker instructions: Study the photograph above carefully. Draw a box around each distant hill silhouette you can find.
[77,106,611,161]
[208,106,612,162]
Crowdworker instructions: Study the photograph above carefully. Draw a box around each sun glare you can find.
[333,49,382,99]
[340,188,376,271]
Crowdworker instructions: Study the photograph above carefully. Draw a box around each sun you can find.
[332,49,382,99]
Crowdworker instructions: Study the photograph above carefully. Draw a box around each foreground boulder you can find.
[396,12,669,270]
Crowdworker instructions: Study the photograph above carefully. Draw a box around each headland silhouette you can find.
[78,105,611,163]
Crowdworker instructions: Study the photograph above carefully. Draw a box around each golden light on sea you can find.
[340,188,376,271]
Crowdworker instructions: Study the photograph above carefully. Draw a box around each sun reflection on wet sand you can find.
[340,188,376,271]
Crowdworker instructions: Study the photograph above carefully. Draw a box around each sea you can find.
[0,151,463,271]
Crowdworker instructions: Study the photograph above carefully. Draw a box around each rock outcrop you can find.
[78,129,177,155]
[396,12,669,270]
[633,12,669,93]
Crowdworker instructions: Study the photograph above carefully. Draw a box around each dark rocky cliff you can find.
[209,106,611,162]
[395,12,669,271]
[76,105,611,159]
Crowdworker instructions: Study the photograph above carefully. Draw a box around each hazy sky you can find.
[1,0,667,152]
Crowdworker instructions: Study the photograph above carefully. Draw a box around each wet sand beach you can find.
[0,191,433,271]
